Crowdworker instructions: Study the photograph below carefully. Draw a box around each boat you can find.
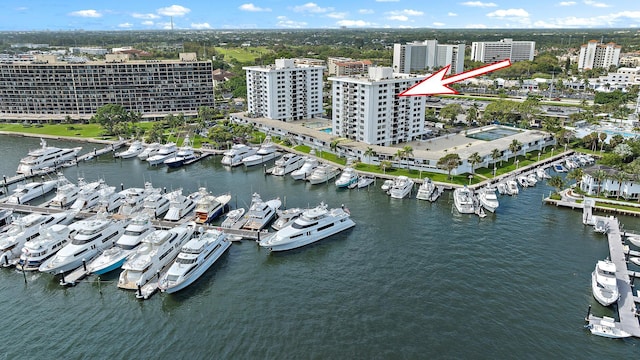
[627,236,640,248]
[141,191,170,219]
[0,211,77,267]
[220,143,257,167]
[594,219,609,234]
[39,213,128,275]
[585,316,632,339]
[117,222,196,290]
[220,208,245,229]
[164,136,197,168]
[553,163,568,173]
[0,209,12,233]
[146,142,177,166]
[475,206,487,218]
[259,203,355,252]
[137,142,161,160]
[536,167,551,179]
[496,182,507,195]
[478,187,499,213]
[271,153,305,176]
[389,176,414,199]
[87,214,155,275]
[381,179,394,192]
[70,178,104,211]
[453,186,475,214]
[506,179,519,195]
[159,228,231,294]
[118,184,157,216]
[272,207,304,231]
[526,173,538,186]
[516,175,529,188]
[16,224,72,271]
[91,184,123,213]
[48,175,80,209]
[416,179,436,201]
[194,188,231,224]
[242,135,280,167]
[240,193,281,231]
[356,176,375,189]
[163,188,196,221]
[591,259,619,307]
[16,138,81,175]
[629,257,640,266]
[307,164,340,185]
[290,157,319,180]
[3,179,58,205]
[116,140,145,159]
[335,167,358,188]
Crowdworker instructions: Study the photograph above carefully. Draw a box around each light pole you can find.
[493,165,497,177]
[537,152,541,162]
[516,159,520,169]
[564,143,568,152]
[468,174,473,185]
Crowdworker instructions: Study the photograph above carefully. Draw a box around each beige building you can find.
[578,41,621,70]
[327,57,372,76]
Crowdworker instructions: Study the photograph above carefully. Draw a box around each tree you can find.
[508,139,522,160]
[379,160,392,174]
[437,153,461,180]
[566,168,584,186]
[466,106,478,125]
[592,169,608,197]
[402,145,413,169]
[599,132,607,152]
[468,152,482,175]
[92,104,129,135]
[612,171,628,200]
[547,175,565,194]
[491,148,502,168]
[395,149,405,168]
[364,147,376,163]
[439,103,463,124]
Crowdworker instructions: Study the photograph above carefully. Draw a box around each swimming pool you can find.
[466,127,523,141]
[320,128,332,134]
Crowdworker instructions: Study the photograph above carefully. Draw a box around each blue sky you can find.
[1,1,639,31]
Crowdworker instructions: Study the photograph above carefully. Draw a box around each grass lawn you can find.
[214,46,272,63]
[0,123,106,138]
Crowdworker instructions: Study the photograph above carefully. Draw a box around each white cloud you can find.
[448,12,458,16]
[433,22,445,26]
[584,0,610,8]
[388,15,409,21]
[132,13,160,19]
[385,9,424,21]
[15,6,28,11]
[327,12,347,19]
[239,3,272,12]
[359,9,374,14]
[157,5,190,17]
[336,19,373,27]
[276,16,307,28]
[461,1,497,7]
[118,22,133,28]
[465,23,488,28]
[534,11,640,27]
[557,1,576,5]
[158,21,174,29]
[69,9,102,18]
[487,8,530,18]
[191,22,211,29]
[142,21,154,26]
[293,3,333,13]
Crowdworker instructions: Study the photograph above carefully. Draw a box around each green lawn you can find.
[0,123,106,138]
[214,46,272,63]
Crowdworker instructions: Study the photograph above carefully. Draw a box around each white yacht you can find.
[118,222,196,290]
[194,188,231,224]
[118,184,156,217]
[586,316,632,339]
[92,184,123,213]
[240,193,281,231]
[290,157,319,180]
[259,203,355,252]
[388,176,414,199]
[163,188,196,221]
[478,187,499,213]
[591,259,619,307]
[526,173,538,186]
[496,182,508,195]
[116,140,145,159]
[48,175,79,209]
[39,213,127,275]
[4,179,58,205]
[380,179,394,192]
[242,136,280,167]
[453,186,475,214]
[142,191,170,219]
[536,167,551,180]
[271,153,304,176]
[17,224,72,271]
[272,207,304,231]
[506,179,519,195]
[220,144,257,167]
[137,143,161,160]
[516,175,530,188]
[159,228,231,294]
[0,209,12,233]
[307,164,340,185]
[0,211,76,267]
[356,176,375,189]
[146,142,177,166]
[335,167,358,188]
[87,215,154,275]
[220,208,245,229]
[16,138,82,175]
[164,136,196,168]
[70,178,104,211]
[415,178,436,201]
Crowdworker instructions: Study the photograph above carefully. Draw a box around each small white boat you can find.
[594,219,609,234]
[17,224,71,271]
[356,176,375,189]
[290,157,319,180]
[536,167,551,179]
[416,179,436,201]
[478,187,499,213]
[381,179,394,192]
[220,208,245,229]
[591,259,619,307]
[516,175,529,188]
[506,180,519,195]
[116,140,145,159]
[48,175,79,209]
[307,164,340,185]
[137,143,161,160]
[629,257,640,266]
[163,188,196,222]
[242,135,280,167]
[526,173,538,186]
[586,316,631,339]
[389,176,414,199]
[271,153,304,176]
[453,186,475,214]
[496,182,507,195]
[4,179,58,205]
[220,144,257,167]
[553,163,567,173]
[626,236,640,248]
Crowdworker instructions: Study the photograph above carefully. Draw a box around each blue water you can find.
[320,128,332,134]
[467,128,523,141]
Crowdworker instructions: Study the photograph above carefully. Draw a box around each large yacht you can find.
[259,203,356,252]
[16,138,81,175]
[478,187,499,213]
[221,144,257,167]
[453,186,475,214]
[17,224,71,271]
[142,191,171,219]
[4,179,58,205]
[220,208,245,229]
[335,167,358,188]
[118,222,196,290]
[118,184,157,216]
[164,136,196,168]
[240,193,281,231]
[39,213,127,275]
[70,178,104,211]
[389,176,414,199]
[242,135,280,167]
[159,228,231,294]
[270,153,304,176]
[48,175,80,209]
[415,178,436,201]
[271,207,304,231]
[137,143,161,160]
[0,209,12,233]
[146,142,178,166]
[163,188,196,222]
[591,259,619,306]
[91,184,123,213]
[290,157,319,180]
[116,140,145,159]
[307,164,340,185]
[194,188,231,224]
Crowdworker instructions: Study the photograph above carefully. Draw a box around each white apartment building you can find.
[578,41,621,71]
[243,58,324,121]
[470,38,535,63]
[329,67,426,146]
[393,40,465,74]
[592,67,640,91]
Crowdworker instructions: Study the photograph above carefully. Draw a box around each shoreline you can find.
[0,130,117,145]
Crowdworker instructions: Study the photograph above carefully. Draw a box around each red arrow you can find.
[398,59,512,97]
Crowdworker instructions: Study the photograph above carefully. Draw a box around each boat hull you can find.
[161,241,231,294]
[262,220,355,252]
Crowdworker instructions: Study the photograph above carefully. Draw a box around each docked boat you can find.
[553,163,568,173]
[335,167,358,188]
[496,182,507,195]
[381,179,394,192]
[307,164,340,185]
[629,257,640,266]
[272,207,304,231]
[146,142,177,166]
[194,188,231,224]
[389,176,414,199]
[242,135,280,167]
[0,209,12,233]
[16,224,72,271]
[141,191,170,219]
[271,153,305,176]
[290,157,319,180]
[591,259,619,306]
[164,136,197,168]
[356,175,375,189]
[478,187,499,213]
[48,175,80,209]
[70,178,104,211]
[118,222,196,290]
[159,228,231,294]
[137,143,161,160]
[259,203,355,252]
[536,167,551,180]
[240,193,281,231]
[627,236,640,248]
[92,184,123,213]
[526,173,538,186]
[116,140,145,159]
[220,144,257,167]
[453,186,475,214]
[220,208,245,229]
[3,179,58,205]
[39,213,128,275]
[506,179,519,195]
[118,184,156,217]
[16,138,82,175]
[585,317,632,339]
[415,179,436,201]
[516,175,530,188]
[594,219,610,234]
[162,188,196,222]
[87,214,154,275]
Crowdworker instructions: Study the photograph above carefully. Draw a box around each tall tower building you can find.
[470,38,535,63]
[578,40,621,71]
[393,40,464,74]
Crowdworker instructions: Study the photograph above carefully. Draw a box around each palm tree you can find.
[592,169,608,197]
[491,148,501,170]
[437,153,461,180]
[547,175,565,195]
[468,152,482,175]
[566,168,585,186]
[402,145,413,169]
[363,147,376,163]
[508,140,522,161]
[612,171,628,200]
[379,160,392,174]
[599,132,607,152]
[395,149,405,168]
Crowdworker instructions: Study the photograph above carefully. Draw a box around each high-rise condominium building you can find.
[329,67,426,146]
[470,38,535,63]
[243,59,324,121]
[578,40,621,71]
[393,40,465,74]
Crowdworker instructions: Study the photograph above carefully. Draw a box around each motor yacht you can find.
[415,178,436,201]
[142,191,170,219]
[478,187,499,213]
[526,173,538,186]
[335,167,358,188]
[506,180,519,195]
[70,178,104,211]
[4,179,58,205]
[87,214,154,275]
[536,167,551,180]
[39,213,127,275]
[381,179,394,192]
[240,193,281,231]
[118,222,196,290]
[194,188,231,224]
[389,176,414,199]
[585,316,632,339]
[290,157,319,180]
[220,144,257,167]
[0,209,12,233]
[453,186,475,214]
[48,175,80,209]
[307,164,340,185]
[591,259,619,306]
[259,203,355,252]
[159,228,231,294]
[118,184,157,216]
[164,136,197,168]
[516,175,530,188]
[16,138,81,175]
[91,184,123,213]
[242,136,280,167]
[137,143,161,160]
[17,224,72,271]
[496,182,508,195]
[356,176,375,189]
[146,142,177,166]
[271,153,304,176]
[272,207,304,231]
[220,208,245,229]
[162,189,196,222]
[116,140,145,159]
